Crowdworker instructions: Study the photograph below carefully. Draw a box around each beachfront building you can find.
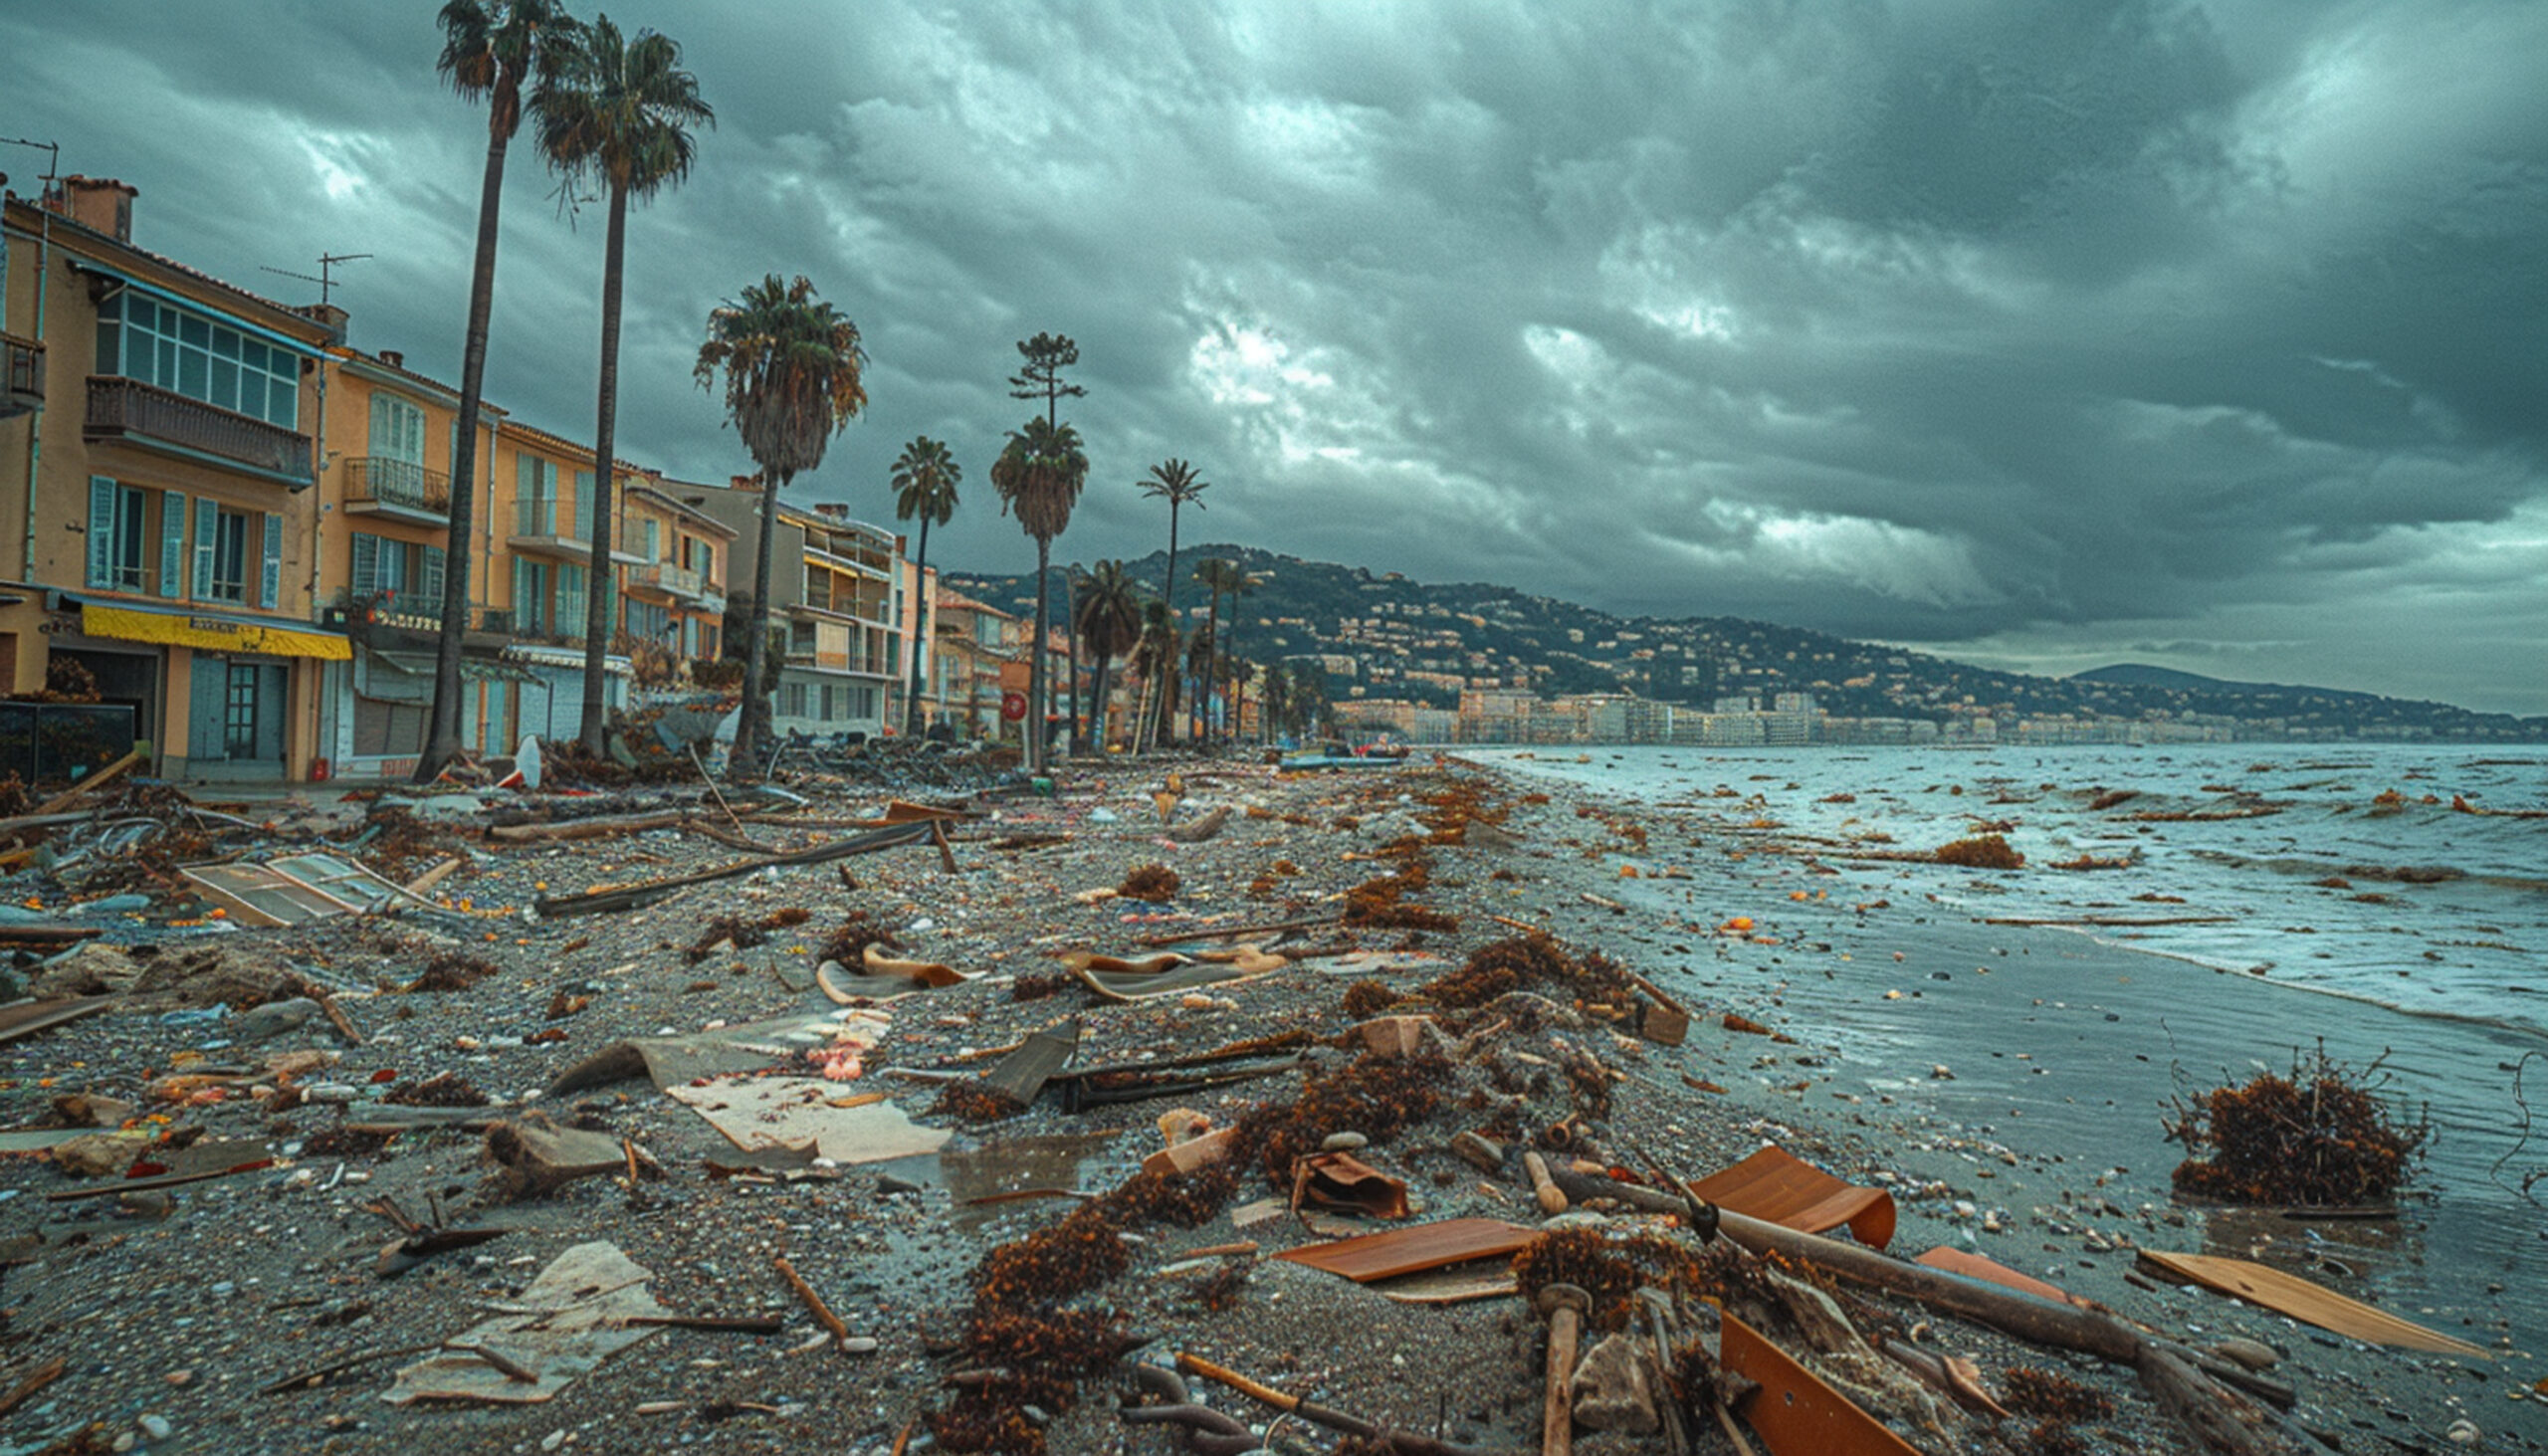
[1,175,348,781]
[693,487,911,740]
[927,584,1022,739]
[313,341,540,777]
[486,420,638,743]
[617,477,733,673]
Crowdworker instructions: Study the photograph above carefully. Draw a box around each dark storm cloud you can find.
[6,0,2540,713]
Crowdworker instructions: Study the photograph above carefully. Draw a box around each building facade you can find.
[2,177,346,781]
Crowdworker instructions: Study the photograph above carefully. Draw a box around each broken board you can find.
[1271,1218,1537,1283]
[979,1019,1080,1107]
[0,995,118,1047]
[384,1241,664,1403]
[666,1076,950,1166]
[1721,1311,1924,1456]
[1688,1144,1896,1250]
[2136,1249,2488,1356]
[546,1010,846,1095]
[1375,1261,1521,1305]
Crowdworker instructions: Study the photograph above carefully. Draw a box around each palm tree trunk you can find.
[1200,589,1222,743]
[576,183,629,757]
[1088,650,1113,754]
[1026,538,1051,774]
[416,119,513,784]
[903,516,931,737]
[1063,569,1080,757]
[733,466,783,780]
[1158,511,1179,747]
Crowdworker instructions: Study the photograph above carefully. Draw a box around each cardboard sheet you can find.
[665,1076,950,1165]
[2137,1249,2488,1356]
[384,1242,664,1404]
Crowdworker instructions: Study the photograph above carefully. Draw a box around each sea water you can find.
[1467,741,2548,1372]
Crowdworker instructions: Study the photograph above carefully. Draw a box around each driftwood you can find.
[774,1254,851,1352]
[533,820,938,917]
[1173,1352,1494,1456]
[34,748,145,816]
[1135,914,1341,946]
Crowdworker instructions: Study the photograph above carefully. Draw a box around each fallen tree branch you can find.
[773,1254,850,1352]
[1173,1352,1493,1456]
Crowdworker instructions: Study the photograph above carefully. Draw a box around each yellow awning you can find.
[81,604,352,661]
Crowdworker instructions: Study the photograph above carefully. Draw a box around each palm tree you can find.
[988,417,1088,774]
[1072,560,1143,753]
[1130,598,1181,754]
[1009,335,1085,750]
[535,13,712,755]
[889,436,959,738]
[1259,661,1292,744]
[1182,618,1215,742]
[1191,557,1242,741]
[417,0,581,784]
[1138,459,1206,743]
[1220,562,1259,732]
[695,275,869,775]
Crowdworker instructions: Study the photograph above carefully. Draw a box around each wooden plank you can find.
[980,1019,1079,1108]
[1720,1311,1924,1456]
[1914,1247,2095,1310]
[1689,1145,1896,1250]
[0,995,119,1047]
[2135,1249,2489,1357]
[34,748,144,817]
[1142,1127,1239,1178]
[1271,1218,1537,1284]
[1375,1262,1520,1305]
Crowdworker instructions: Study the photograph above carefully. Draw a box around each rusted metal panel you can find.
[1688,1145,1896,1250]
[1272,1217,1537,1283]
[1720,1312,1923,1456]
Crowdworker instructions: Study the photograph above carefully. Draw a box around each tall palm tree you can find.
[1130,598,1181,754]
[1219,562,1259,728]
[417,0,581,784]
[1191,557,1241,741]
[888,436,959,738]
[1072,560,1142,753]
[988,417,1088,774]
[1137,459,1206,742]
[695,275,868,775]
[535,12,712,756]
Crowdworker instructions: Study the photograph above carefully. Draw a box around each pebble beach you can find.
[0,752,2537,1455]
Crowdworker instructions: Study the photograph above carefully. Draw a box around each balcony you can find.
[2,332,41,419]
[343,457,451,523]
[84,375,314,485]
[627,559,711,603]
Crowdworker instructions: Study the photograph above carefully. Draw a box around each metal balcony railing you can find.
[344,457,451,516]
[84,375,314,482]
[629,560,706,599]
[1,333,42,418]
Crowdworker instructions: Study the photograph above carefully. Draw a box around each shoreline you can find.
[0,754,2536,1453]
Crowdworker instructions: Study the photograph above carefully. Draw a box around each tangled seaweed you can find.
[1117,864,1180,903]
[1227,1050,1447,1186]
[2002,1365,2116,1422]
[2167,1044,2430,1205]
[408,953,496,993]
[1416,933,1632,1010]
[931,1082,1026,1123]
[1934,834,2023,870]
[816,910,903,967]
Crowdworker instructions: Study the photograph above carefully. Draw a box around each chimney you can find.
[378,349,403,369]
[58,176,137,242]
[296,303,349,342]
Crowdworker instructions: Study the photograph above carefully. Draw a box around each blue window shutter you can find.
[191,500,218,599]
[260,513,283,607]
[422,543,447,604]
[573,470,595,542]
[87,477,117,588]
[513,556,531,634]
[350,532,379,598]
[157,490,186,597]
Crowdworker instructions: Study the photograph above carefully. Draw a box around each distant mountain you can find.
[946,548,2543,741]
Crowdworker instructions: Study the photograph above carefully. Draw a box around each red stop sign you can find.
[999,691,1028,723]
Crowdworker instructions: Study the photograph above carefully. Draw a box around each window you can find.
[368,393,426,465]
[85,479,149,592]
[558,562,588,640]
[350,532,446,611]
[517,456,559,535]
[636,518,660,561]
[820,685,838,720]
[515,558,553,635]
[624,599,670,641]
[94,293,299,426]
[781,683,808,718]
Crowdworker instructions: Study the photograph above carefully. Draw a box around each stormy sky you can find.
[6,1,2541,715]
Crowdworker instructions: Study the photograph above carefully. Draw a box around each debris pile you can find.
[2167,1046,2431,1205]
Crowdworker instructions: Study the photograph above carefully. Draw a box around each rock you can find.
[231,997,320,1041]
[137,1414,172,1441]
[1570,1332,1659,1434]
[1930,1065,1955,1080]
[2210,1338,2280,1371]
[30,941,145,997]
[2445,1418,2479,1445]
[53,1132,146,1178]
[1321,1132,1369,1152]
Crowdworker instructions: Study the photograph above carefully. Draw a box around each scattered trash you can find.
[382,1242,667,1404]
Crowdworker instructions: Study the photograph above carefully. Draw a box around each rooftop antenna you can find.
[260,251,372,305]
